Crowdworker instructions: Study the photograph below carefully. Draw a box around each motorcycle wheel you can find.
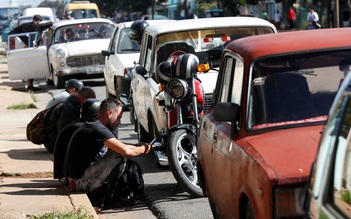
[168,129,203,197]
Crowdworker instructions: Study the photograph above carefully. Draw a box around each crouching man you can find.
[64,98,152,207]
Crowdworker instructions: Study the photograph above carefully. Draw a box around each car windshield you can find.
[53,22,114,44]
[156,27,274,66]
[117,27,140,53]
[248,49,350,130]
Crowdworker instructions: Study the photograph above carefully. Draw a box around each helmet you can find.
[65,79,84,91]
[81,98,101,119]
[130,20,149,43]
[156,60,173,85]
[175,54,199,79]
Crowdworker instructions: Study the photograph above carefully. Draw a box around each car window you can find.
[218,56,234,102]
[248,50,347,130]
[53,22,114,44]
[144,35,153,72]
[109,26,119,54]
[117,27,140,54]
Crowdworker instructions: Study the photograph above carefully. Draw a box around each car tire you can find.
[244,201,255,219]
[53,73,66,89]
[136,119,149,143]
[46,77,53,85]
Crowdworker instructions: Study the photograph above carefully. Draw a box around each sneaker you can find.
[27,86,41,91]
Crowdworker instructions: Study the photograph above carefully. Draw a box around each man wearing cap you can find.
[9,14,53,91]
[46,79,84,109]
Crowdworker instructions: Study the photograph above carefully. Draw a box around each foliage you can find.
[7,103,36,110]
[341,189,351,205]
[28,207,94,219]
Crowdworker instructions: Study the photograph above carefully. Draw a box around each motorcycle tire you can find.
[168,129,203,198]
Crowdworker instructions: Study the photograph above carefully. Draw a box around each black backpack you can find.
[88,158,144,207]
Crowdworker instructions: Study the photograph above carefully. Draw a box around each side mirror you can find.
[133,65,147,77]
[101,50,111,57]
[213,102,240,137]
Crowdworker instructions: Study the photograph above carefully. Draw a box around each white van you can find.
[22,7,55,21]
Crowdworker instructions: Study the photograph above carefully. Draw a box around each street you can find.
[41,77,213,218]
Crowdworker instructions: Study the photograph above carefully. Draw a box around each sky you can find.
[0,0,41,7]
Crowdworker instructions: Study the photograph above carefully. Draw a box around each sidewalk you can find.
[0,64,99,218]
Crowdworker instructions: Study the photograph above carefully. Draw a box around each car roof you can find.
[225,28,351,60]
[117,19,170,28]
[144,17,277,35]
[52,18,113,29]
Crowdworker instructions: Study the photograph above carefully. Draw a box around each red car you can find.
[196,28,351,218]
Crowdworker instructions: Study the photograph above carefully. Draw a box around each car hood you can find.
[197,71,218,94]
[244,125,323,184]
[64,39,110,56]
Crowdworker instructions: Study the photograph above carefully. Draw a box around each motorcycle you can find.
[153,52,211,197]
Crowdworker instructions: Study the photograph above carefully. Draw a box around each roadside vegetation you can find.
[6,102,36,110]
[28,207,94,219]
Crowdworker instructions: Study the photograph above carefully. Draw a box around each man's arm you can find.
[104,138,151,157]
[39,21,53,31]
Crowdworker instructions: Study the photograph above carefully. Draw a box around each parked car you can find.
[22,7,55,22]
[196,28,351,218]
[102,20,167,105]
[130,17,276,196]
[7,18,115,88]
[17,15,52,26]
[305,57,351,218]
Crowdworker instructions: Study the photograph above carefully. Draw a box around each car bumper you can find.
[55,65,104,76]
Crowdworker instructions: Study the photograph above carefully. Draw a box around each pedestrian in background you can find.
[46,79,84,109]
[286,7,296,29]
[274,10,282,30]
[9,15,53,91]
[343,4,350,27]
[307,6,319,29]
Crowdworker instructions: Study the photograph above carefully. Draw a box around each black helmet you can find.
[175,54,199,79]
[81,98,101,119]
[130,20,149,44]
[156,60,173,85]
[65,79,84,91]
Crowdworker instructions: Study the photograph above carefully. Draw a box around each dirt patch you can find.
[0,172,53,178]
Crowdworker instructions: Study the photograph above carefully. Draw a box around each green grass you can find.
[6,102,37,110]
[28,207,94,219]
[341,189,351,205]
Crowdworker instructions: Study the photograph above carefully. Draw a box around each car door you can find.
[132,34,153,130]
[7,32,49,80]
[104,25,120,95]
[200,53,244,215]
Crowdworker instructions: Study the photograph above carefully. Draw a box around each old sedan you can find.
[196,28,351,218]
[102,20,167,105]
[7,18,115,88]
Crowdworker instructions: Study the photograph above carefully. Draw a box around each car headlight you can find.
[55,49,66,59]
[166,79,189,100]
[274,187,306,218]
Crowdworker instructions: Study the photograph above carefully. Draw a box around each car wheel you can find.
[209,200,220,219]
[46,77,53,85]
[53,74,66,89]
[136,119,150,143]
[244,201,255,219]
[129,104,136,125]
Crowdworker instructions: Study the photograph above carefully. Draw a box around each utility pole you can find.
[151,0,155,20]
[334,0,339,27]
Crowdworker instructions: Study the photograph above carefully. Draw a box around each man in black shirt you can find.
[9,14,53,91]
[64,98,152,191]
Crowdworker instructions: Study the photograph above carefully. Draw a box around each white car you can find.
[7,18,115,88]
[131,17,277,143]
[102,20,167,105]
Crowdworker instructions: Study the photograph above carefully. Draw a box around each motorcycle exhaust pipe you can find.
[153,142,168,166]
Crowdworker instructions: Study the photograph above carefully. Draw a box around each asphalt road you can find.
[40,77,213,219]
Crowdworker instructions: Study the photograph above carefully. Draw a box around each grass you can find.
[6,102,37,110]
[28,207,94,219]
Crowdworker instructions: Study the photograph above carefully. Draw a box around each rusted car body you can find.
[197,28,351,218]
